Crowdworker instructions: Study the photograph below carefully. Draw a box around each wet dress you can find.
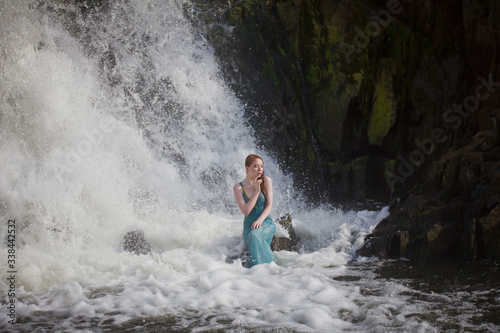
[240,182,276,266]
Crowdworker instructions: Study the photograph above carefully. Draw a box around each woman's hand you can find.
[252,177,262,194]
[251,220,263,229]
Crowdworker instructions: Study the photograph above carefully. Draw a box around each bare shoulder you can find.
[233,183,243,191]
[263,176,272,185]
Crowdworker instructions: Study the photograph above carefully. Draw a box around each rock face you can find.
[271,214,300,252]
[123,230,152,255]
[359,140,500,261]
[187,0,500,261]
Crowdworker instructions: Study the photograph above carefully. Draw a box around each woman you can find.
[233,154,276,266]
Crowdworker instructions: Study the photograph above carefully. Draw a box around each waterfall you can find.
[0,1,390,331]
[1,0,294,259]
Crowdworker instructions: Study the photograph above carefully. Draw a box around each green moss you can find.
[229,7,242,26]
[275,1,300,58]
[326,12,345,45]
[367,66,397,146]
[278,46,287,57]
[398,231,410,257]
[302,2,323,90]
[306,63,320,87]
[353,72,363,84]
[343,157,364,170]
[328,161,341,175]
[263,55,280,89]
[427,223,442,243]
[383,159,397,184]
[240,1,254,16]
[306,146,316,165]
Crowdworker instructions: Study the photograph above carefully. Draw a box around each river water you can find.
[0,1,498,332]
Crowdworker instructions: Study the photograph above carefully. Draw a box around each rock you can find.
[271,214,300,252]
[477,205,500,259]
[123,230,152,255]
[359,145,500,261]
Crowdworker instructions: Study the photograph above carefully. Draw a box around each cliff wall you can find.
[188,0,500,261]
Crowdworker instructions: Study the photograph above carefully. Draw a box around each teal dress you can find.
[240,182,276,267]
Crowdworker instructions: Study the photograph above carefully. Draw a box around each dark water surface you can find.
[350,260,500,332]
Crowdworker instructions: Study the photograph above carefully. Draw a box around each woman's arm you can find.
[250,176,273,229]
[233,180,261,216]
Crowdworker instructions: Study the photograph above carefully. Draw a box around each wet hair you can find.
[245,154,267,199]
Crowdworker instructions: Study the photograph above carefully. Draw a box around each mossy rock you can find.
[229,6,242,25]
[367,59,397,146]
[479,205,500,260]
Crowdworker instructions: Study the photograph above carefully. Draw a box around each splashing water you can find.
[2,1,497,332]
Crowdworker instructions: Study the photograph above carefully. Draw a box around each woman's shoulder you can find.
[233,182,243,190]
[263,176,272,184]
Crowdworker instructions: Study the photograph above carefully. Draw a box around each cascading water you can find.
[1,1,497,332]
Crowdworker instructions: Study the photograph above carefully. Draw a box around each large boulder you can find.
[359,142,500,261]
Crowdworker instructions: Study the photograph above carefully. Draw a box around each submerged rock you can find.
[123,230,152,255]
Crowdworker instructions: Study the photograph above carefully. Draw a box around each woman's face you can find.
[246,158,264,179]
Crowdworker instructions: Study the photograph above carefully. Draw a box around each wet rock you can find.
[477,205,500,259]
[359,144,500,261]
[123,230,152,255]
[271,214,300,252]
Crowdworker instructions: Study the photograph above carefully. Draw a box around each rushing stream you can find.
[1,1,498,332]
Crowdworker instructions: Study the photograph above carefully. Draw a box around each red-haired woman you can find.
[233,154,276,266]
